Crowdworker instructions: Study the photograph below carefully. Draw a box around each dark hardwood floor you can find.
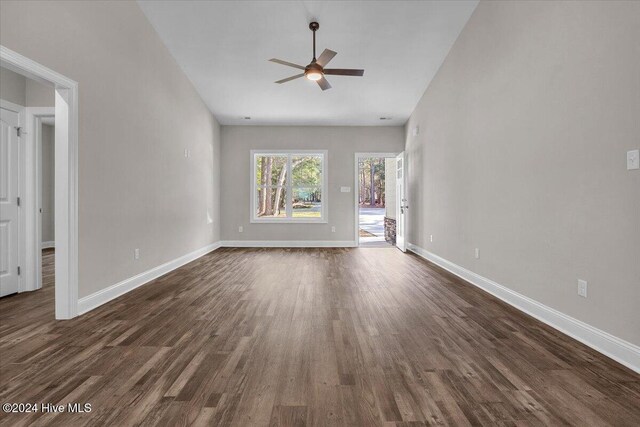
[0,248,638,426]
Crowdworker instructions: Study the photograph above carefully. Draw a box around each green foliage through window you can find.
[254,152,325,220]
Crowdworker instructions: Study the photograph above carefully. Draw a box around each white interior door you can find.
[395,152,407,252]
[0,106,21,297]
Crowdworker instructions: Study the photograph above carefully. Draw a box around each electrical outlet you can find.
[134,248,140,260]
[577,279,588,298]
[430,234,433,243]
[475,248,480,259]
[331,226,336,233]
[238,226,243,233]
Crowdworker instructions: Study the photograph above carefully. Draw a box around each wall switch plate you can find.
[577,279,588,298]
[331,226,336,233]
[340,186,351,193]
[475,248,480,259]
[134,248,140,260]
[430,234,433,242]
[413,126,420,136]
[627,149,639,170]
[238,226,243,233]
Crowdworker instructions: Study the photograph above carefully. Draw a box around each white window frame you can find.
[250,150,328,223]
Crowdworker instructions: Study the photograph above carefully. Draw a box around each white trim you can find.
[0,99,26,294]
[2,45,79,320]
[78,242,222,315]
[41,241,55,249]
[25,106,55,292]
[354,152,399,246]
[221,240,356,248]
[250,150,328,224]
[407,243,640,374]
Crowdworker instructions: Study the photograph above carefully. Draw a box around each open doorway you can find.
[38,115,56,295]
[1,46,79,319]
[355,153,398,247]
[1,66,55,300]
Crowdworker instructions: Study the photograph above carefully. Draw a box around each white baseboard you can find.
[41,241,55,249]
[407,243,640,374]
[78,241,222,315]
[221,240,357,248]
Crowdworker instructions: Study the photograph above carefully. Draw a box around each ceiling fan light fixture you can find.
[305,70,323,81]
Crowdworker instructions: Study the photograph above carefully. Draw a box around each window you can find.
[251,150,327,223]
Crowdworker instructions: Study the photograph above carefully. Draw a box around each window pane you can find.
[256,187,286,218]
[256,155,288,187]
[292,188,322,218]
[292,155,322,186]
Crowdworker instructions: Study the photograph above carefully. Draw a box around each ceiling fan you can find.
[269,21,365,91]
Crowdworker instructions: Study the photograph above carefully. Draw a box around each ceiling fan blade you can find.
[316,49,337,67]
[316,76,332,91]
[324,69,365,76]
[275,74,304,84]
[269,58,306,70]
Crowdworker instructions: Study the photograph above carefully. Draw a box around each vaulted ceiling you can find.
[138,1,478,126]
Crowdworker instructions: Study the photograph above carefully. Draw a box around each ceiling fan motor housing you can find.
[305,62,323,76]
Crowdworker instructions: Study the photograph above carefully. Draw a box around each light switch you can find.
[577,279,588,298]
[340,187,351,193]
[627,149,639,170]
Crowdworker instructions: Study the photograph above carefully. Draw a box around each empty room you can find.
[0,1,638,426]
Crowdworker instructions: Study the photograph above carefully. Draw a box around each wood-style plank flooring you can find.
[1,248,639,426]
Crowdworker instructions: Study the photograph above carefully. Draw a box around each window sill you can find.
[250,218,328,224]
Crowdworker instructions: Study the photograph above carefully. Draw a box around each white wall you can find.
[0,67,26,105]
[405,0,640,345]
[26,78,55,107]
[0,1,222,298]
[0,66,52,107]
[221,126,404,243]
[41,124,55,244]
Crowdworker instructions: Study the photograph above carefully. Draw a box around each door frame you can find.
[353,152,399,246]
[1,45,79,319]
